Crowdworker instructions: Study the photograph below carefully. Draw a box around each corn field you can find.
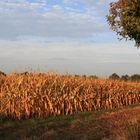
[0,73,140,119]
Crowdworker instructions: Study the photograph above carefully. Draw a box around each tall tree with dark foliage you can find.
[107,0,140,47]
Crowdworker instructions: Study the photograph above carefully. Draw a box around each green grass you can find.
[0,111,104,140]
[0,105,140,140]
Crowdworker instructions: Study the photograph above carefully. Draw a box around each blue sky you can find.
[0,0,140,77]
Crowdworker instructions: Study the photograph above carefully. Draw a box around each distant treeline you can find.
[81,73,140,82]
[0,70,140,82]
[108,73,140,82]
[77,73,140,82]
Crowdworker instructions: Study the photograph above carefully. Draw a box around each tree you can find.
[121,74,129,81]
[109,73,120,80]
[130,74,140,82]
[107,0,140,47]
[0,71,6,76]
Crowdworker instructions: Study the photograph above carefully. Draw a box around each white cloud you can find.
[63,0,117,6]
[0,0,111,40]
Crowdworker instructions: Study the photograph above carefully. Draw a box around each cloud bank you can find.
[0,0,112,41]
[0,40,140,77]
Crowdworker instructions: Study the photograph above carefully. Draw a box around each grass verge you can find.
[0,105,140,140]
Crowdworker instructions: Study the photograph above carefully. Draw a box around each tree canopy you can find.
[109,73,120,80]
[107,0,140,47]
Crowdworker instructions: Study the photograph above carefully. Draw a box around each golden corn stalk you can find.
[0,73,140,119]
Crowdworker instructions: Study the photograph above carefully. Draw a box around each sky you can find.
[0,0,140,77]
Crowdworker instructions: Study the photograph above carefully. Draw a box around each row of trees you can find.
[75,74,140,82]
[78,73,140,82]
[109,73,140,82]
